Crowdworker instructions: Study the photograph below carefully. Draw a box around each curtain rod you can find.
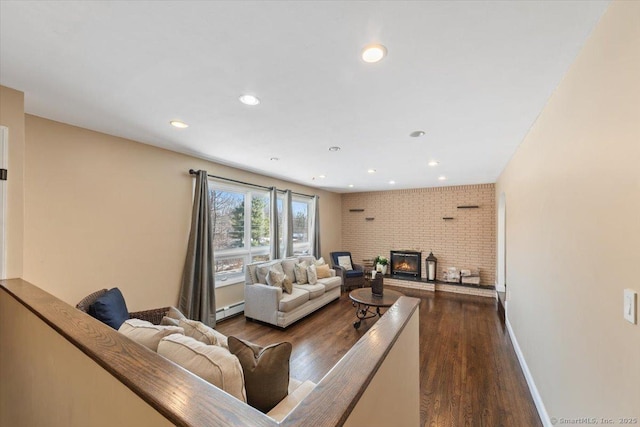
[188,169,316,199]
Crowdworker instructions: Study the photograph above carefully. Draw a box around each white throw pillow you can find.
[118,319,184,351]
[315,257,326,266]
[294,261,309,284]
[158,334,245,402]
[307,264,318,285]
[337,255,353,271]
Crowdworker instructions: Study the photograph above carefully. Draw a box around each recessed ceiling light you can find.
[410,130,425,137]
[348,184,354,188]
[361,44,387,63]
[389,180,395,185]
[270,157,279,161]
[239,94,260,106]
[438,175,447,181]
[170,120,188,128]
[367,169,376,174]
[328,146,341,152]
[428,160,439,167]
[318,175,326,179]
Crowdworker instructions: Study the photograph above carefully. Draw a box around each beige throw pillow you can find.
[118,319,184,351]
[267,267,285,287]
[160,306,187,326]
[307,264,318,285]
[316,264,332,279]
[337,255,353,271]
[294,261,309,284]
[158,334,246,402]
[179,319,228,347]
[228,336,292,413]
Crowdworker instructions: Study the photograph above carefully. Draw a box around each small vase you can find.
[378,264,388,276]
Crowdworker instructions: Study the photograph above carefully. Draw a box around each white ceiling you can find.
[0,1,609,192]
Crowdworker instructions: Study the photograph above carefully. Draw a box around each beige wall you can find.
[22,115,342,310]
[0,289,174,427]
[342,184,496,285]
[496,0,639,421]
[0,86,25,279]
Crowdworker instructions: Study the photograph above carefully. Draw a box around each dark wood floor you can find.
[215,286,541,427]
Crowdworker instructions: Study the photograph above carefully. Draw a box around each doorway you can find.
[497,192,506,293]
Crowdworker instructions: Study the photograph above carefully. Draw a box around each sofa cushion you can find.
[279,257,297,283]
[179,319,228,348]
[88,287,129,329]
[228,336,292,413]
[317,276,342,292]
[278,287,310,312]
[158,334,246,402]
[257,260,281,284]
[293,283,325,299]
[298,255,316,265]
[294,261,309,284]
[267,380,316,422]
[316,264,331,279]
[118,319,184,351]
[160,306,187,326]
[306,264,318,285]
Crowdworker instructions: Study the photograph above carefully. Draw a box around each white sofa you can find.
[118,318,316,422]
[244,256,342,328]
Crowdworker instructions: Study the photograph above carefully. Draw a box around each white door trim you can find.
[0,126,8,279]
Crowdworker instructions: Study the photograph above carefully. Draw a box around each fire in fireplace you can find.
[390,251,422,277]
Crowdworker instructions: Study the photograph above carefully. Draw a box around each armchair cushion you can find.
[118,319,184,351]
[337,255,353,271]
[345,269,364,278]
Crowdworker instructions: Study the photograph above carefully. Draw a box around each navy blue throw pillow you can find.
[88,288,129,329]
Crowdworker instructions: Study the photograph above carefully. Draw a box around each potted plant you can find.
[374,255,389,275]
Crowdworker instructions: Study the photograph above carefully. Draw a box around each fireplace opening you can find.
[390,250,422,277]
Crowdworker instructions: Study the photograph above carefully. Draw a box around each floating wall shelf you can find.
[457,205,479,209]
[349,209,365,212]
[443,217,454,220]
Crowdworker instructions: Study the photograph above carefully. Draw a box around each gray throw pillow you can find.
[228,336,292,413]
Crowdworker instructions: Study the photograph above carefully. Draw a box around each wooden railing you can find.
[0,278,420,427]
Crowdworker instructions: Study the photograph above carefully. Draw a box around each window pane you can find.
[211,189,245,250]
[252,254,270,263]
[215,257,244,282]
[292,200,309,243]
[250,193,270,247]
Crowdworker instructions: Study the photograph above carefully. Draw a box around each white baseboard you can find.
[505,317,551,427]
[215,302,244,321]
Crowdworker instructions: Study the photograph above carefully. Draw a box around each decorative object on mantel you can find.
[461,268,481,285]
[374,255,388,275]
[442,267,481,285]
[442,217,454,220]
[457,205,479,209]
[426,252,438,282]
[349,209,365,212]
[443,267,460,283]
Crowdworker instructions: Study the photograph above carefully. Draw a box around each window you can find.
[276,195,314,257]
[210,183,270,286]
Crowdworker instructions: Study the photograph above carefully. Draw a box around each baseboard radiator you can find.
[215,301,244,321]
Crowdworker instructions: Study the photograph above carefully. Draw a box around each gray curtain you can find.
[282,190,294,257]
[310,195,321,257]
[269,187,280,259]
[179,170,216,326]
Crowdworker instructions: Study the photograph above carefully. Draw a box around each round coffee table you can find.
[348,288,404,329]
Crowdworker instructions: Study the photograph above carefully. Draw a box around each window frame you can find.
[209,181,271,288]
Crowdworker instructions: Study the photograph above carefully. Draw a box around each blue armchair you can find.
[330,251,365,291]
